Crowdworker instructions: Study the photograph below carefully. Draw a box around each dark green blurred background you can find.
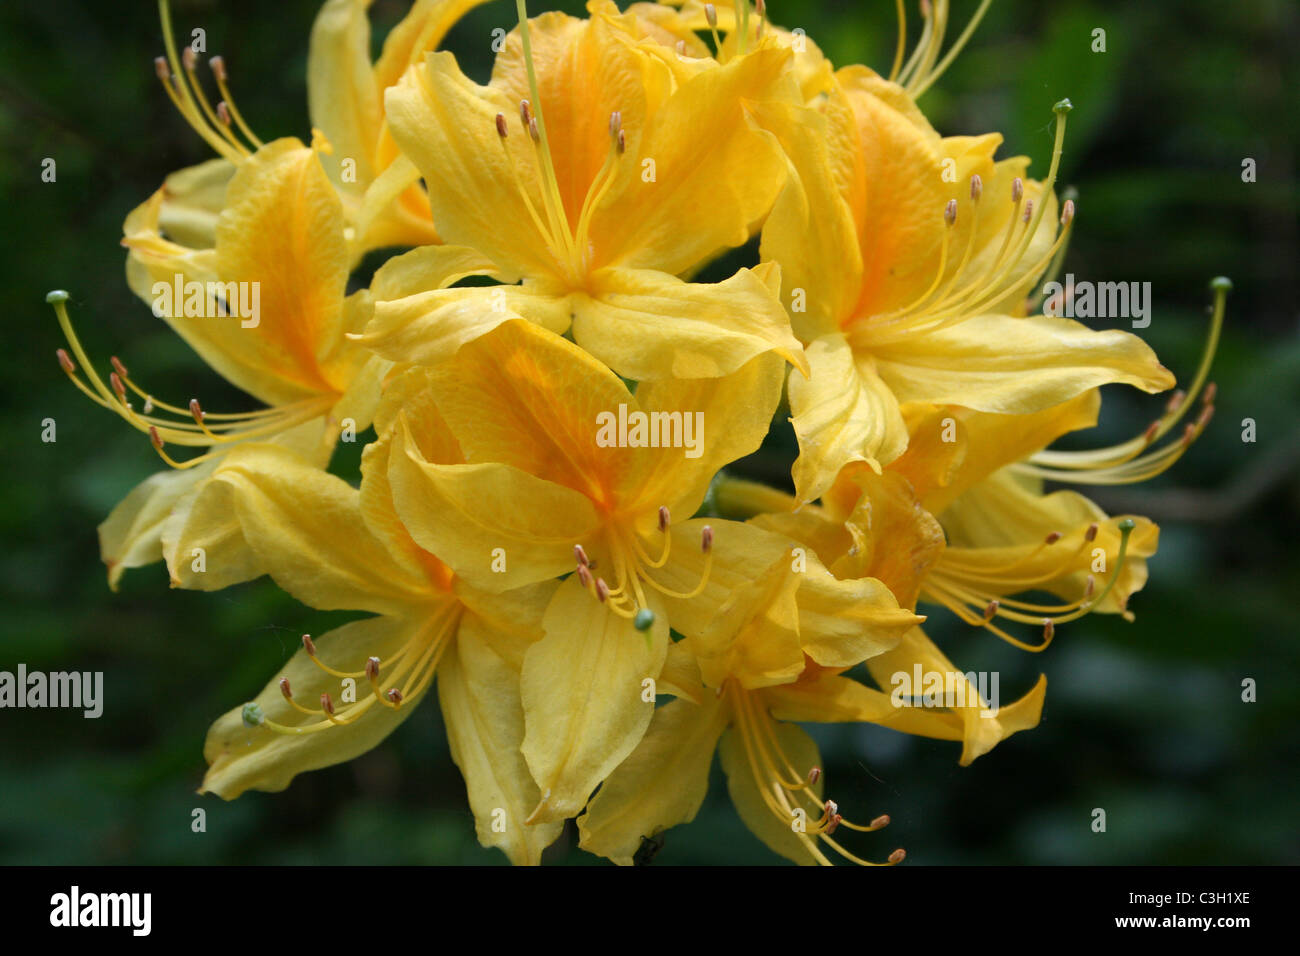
[0,0,1295,864]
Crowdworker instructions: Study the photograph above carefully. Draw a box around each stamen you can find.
[1017,278,1230,485]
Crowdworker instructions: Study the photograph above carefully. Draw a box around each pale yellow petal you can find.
[577,695,728,864]
[573,265,807,380]
[440,612,563,865]
[521,577,668,823]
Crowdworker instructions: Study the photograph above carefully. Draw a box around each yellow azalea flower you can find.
[50,137,387,589]
[357,0,808,380]
[376,317,800,821]
[307,0,494,251]
[718,463,1051,766]
[760,66,1175,502]
[182,415,563,864]
[576,504,923,865]
[147,0,481,258]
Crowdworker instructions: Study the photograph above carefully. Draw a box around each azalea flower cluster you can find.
[49,0,1227,865]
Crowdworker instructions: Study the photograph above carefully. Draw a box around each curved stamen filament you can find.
[1017,279,1229,484]
[49,293,336,468]
[259,610,457,736]
[923,520,1136,652]
[157,1,259,162]
[728,683,901,866]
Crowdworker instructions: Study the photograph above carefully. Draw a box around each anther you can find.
[1011,177,1024,202]
[608,110,622,138]
[189,398,205,423]
[595,578,610,603]
[1045,531,1062,545]
[634,608,655,631]
[1165,389,1186,414]
[528,117,540,142]
[825,814,842,836]
[704,3,718,28]
[888,848,907,864]
[1022,199,1034,224]
[519,99,532,128]
[1085,522,1099,542]
[1142,421,1161,444]
[365,656,380,681]
[1202,382,1217,406]
[386,688,403,705]
[1061,199,1075,225]
[808,767,822,785]
[110,372,127,401]
[983,600,999,621]
[302,633,317,656]
[278,677,292,700]
[56,349,76,374]
[1084,576,1096,599]
[182,46,197,71]
[1182,422,1196,445]
[495,112,508,139]
[148,426,164,450]
[143,397,154,414]
[970,174,982,201]
[574,543,590,567]
[701,525,714,553]
[1043,618,1055,641]
[576,563,592,588]
[824,798,839,818]
[1196,405,1214,428]
[154,56,170,81]
[944,199,957,226]
[870,814,891,829]
[658,506,670,533]
[320,693,336,716]
[209,55,227,82]
[216,101,232,127]
[110,356,129,379]
[616,129,625,154]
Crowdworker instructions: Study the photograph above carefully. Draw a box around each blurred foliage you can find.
[0,0,1295,865]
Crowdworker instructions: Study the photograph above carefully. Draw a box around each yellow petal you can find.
[373,0,493,92]
[864,627,1047,765]
[900,394,1099,514]
[764,668,900,724]
[193,442,430,613]
[521,577,668,823]
[359,282,572,370]
[214,138,355,397]
[387,418,602,591]
[592,47,792,275]
[99,464,214,591]
[755,96,860,341]
[307,0,381,193]
[384,51,560,277]
[490,9,673,244]
[577,695,728,864]
[440,611,563,865]
[795,552,922,668]
[202,615,435,799]
[151,158,234,249]
[629,351,785,519]
[788,333,908,503]
[573,265,808,380]
[411,317,634,500]
[871,314,1176,414]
